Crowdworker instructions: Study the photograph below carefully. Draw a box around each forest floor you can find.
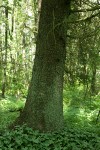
[0,94,100,150]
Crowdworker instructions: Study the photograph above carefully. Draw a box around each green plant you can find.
[0,97,25,130]
[0,125,100,150]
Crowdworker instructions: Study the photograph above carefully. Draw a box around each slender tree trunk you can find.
[91,64,96,95]
[15,0,71,132]
[2,5,8,98]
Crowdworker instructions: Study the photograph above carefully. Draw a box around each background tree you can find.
[64,0,100,95]
[0,0,36,97]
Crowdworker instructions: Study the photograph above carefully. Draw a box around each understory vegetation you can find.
[0,125,100,150]
[0,85,100,150]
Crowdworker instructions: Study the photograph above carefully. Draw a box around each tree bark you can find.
[15,0,71,132]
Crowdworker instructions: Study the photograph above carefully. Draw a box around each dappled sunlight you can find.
[0,96,26,130]
[63,105,99,127]
[63,83,100,127]
[0,98,25,112]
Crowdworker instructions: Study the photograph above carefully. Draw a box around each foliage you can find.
[63,84,100,126]
[0,125,100,150]
[0,89,100,130]
[0,96,25,112]
[0,111,19,131]
[63,83,100,108]
[0,0,37,97]
[0,89,100,149]
[0,96,25,130]
[0,0,100,99]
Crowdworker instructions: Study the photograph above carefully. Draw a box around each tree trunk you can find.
[16,0,71,132]
[2,4,8,98]
[91,64,96,95]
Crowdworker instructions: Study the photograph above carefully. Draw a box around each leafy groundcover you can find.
[0,125,100,150]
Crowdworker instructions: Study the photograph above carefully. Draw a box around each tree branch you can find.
[67,27,100,39]
[71,5,100,13]
[68,11,100,23]
[0,5,6,9]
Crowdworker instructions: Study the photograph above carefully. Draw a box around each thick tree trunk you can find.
[16,0,71,132]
